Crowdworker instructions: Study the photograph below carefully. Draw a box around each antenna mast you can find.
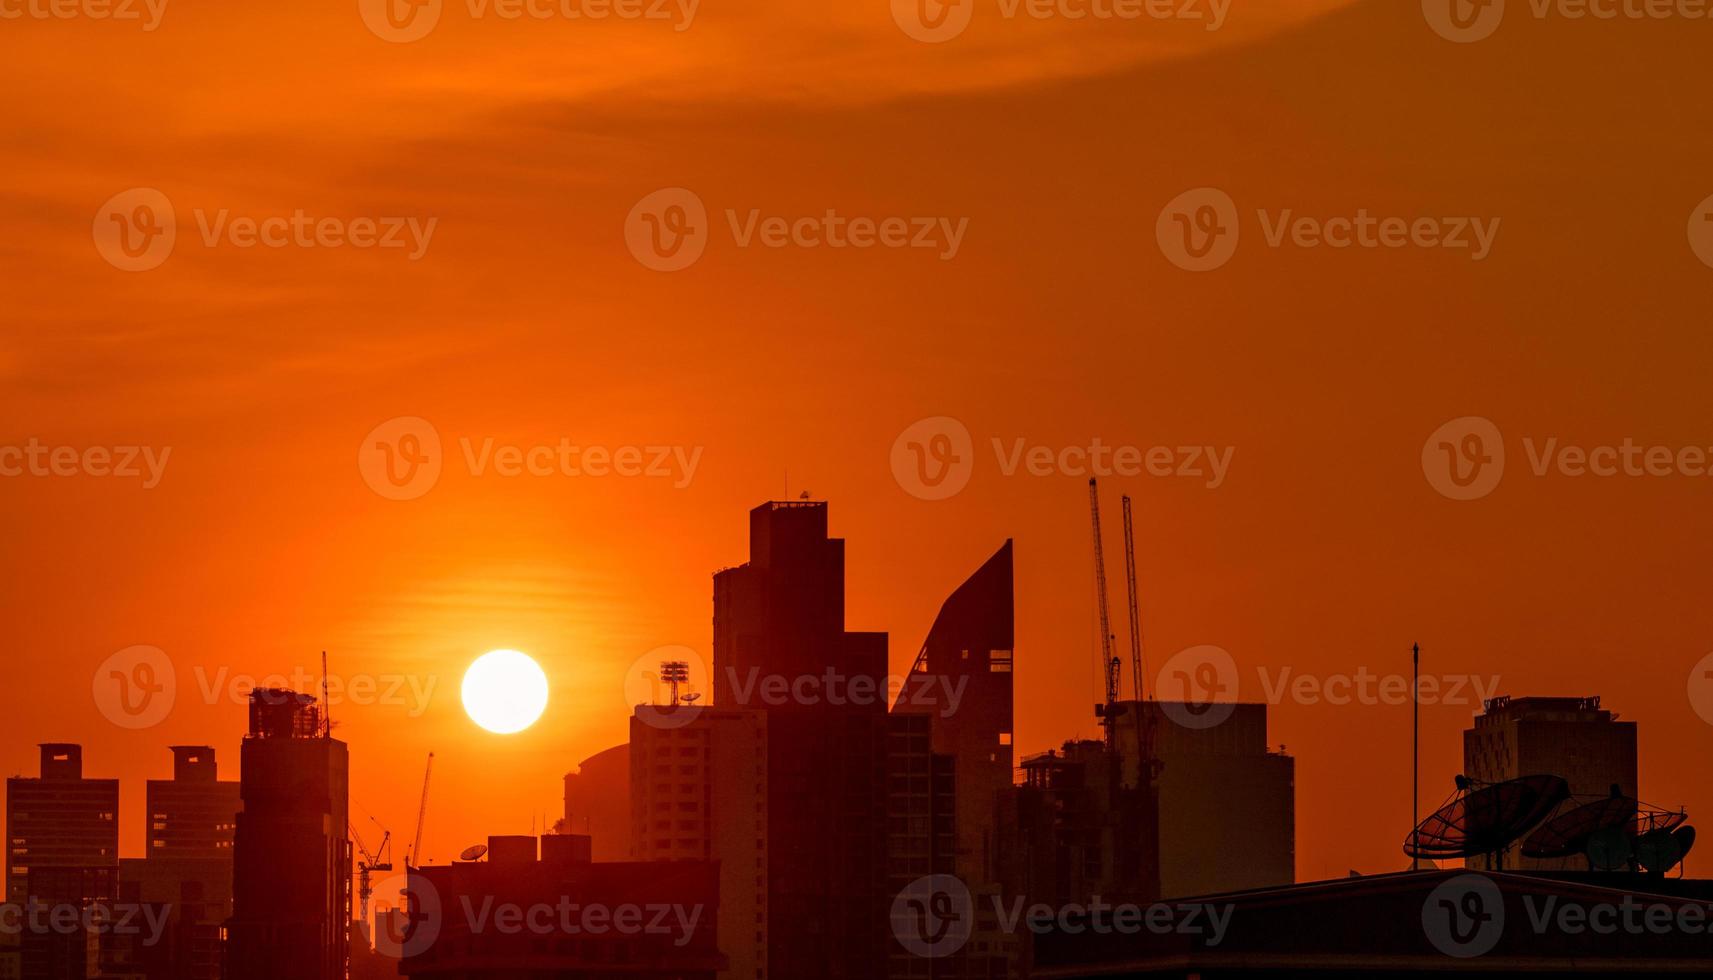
[1088,479,1120,745]
[320,651,332,738]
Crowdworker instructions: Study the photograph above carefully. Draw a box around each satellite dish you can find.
[458,844,489,862]
[681,693,702,704]
[1524,789,1689,867]
[1637,825,1696,875]
[1524,794,1638,859]
[1586,826,1634,871]
[1405,774,1569,861]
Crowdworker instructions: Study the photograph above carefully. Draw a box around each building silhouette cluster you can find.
[5,498,1704,979]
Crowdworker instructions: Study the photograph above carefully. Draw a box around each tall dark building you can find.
[631,707,767,980]
[1464,695,1638,869]
[147,746,240,858]
[1115,702,1295,896]
[892,541,1019,978]
[713,501,889,980]
[5,744,119,980]
[107,747,243,980]
[225,689,351,980]
[5,744,119,907]
[562,743,631,861]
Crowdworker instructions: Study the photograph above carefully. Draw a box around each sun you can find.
[461,649,549,735]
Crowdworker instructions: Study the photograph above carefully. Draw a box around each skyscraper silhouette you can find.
[713,501,889,980]
[892,541,1019,978]
[225,690,351,980]
[5,744,118,980]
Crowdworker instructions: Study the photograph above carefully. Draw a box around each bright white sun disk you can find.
[462,649,549,734]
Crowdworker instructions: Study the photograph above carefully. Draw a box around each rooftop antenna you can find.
[1412,642,1419,870]
[660,661,691,705]
[321,650,332,738]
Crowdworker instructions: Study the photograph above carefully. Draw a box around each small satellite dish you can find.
[1586,827,1634,871]
[1636,829,1682,874]
[458,844,489,862]
[681,693,702,704]
[1637,825,1696,875]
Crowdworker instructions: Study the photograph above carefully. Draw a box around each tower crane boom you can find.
[409,752,434,867]
[1089,479,1120,742]
[1121,495,1144,702]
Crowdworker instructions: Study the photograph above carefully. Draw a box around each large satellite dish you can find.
[1405,774,1569,862]
[458,844,489,862]
[1523,785,1690,870]
[1523,790,1638,859]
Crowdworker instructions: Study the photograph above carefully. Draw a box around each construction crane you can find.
[351,820,393,926]
[408,752,434,867]
[1122,495,1164,782]
[1121,496,1144,702]
[1088,479,1121,745]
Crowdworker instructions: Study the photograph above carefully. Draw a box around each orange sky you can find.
[5,0,1713,884]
